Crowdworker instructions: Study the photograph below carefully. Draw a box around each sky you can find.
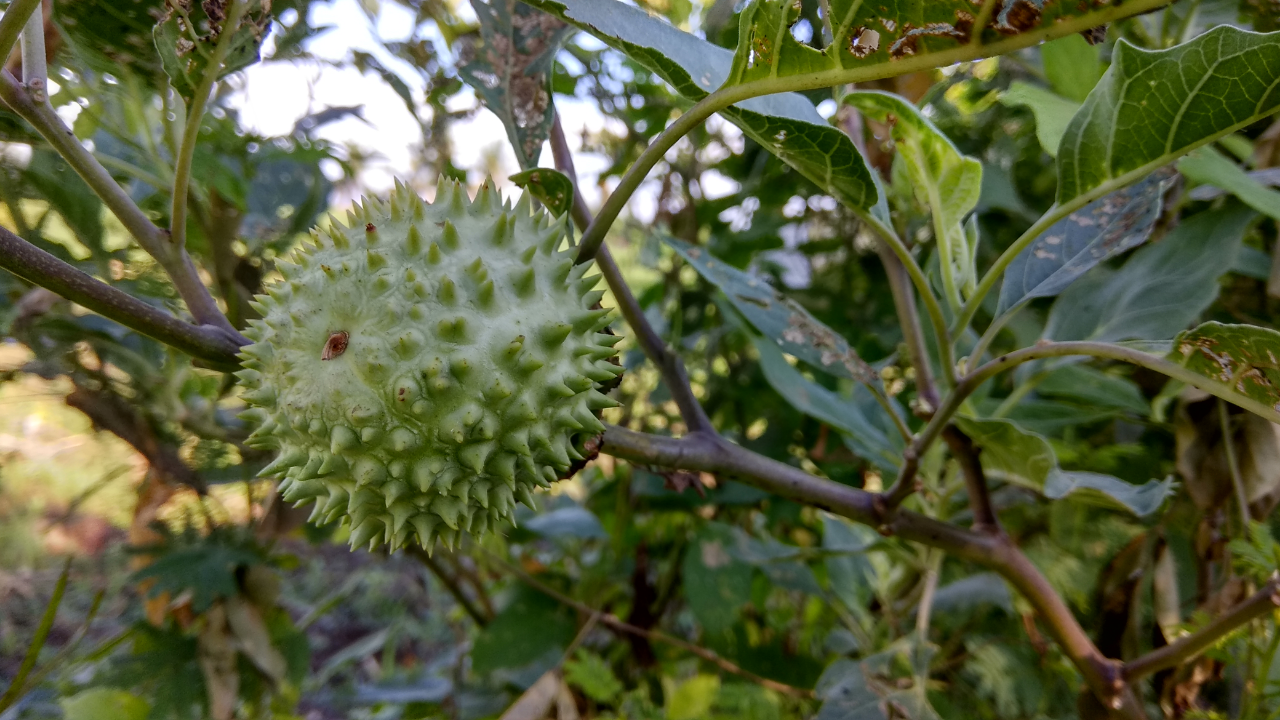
[229,0,652,214]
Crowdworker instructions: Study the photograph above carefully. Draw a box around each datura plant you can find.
[236,180,621,551]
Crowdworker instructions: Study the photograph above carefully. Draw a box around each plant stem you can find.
[1220,398,1252,528]
[877,244,940,413]
[599,425,1132,712]
[0,0,40,73]
[405,546,492,627]
[1125,577,1280,681]
[942,425,1000,532]
[17,0,43,99]
[0,224,244,366]
[861,210,957,388]
[570,0,1175,272]
[170,0,248,254]
[550,114,713,432]
[482,545,812,698]
[0,70,242,338]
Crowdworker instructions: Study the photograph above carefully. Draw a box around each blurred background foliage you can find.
[1,0,1280,718]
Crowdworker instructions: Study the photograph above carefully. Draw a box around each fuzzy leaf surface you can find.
[1057,26,1280,206]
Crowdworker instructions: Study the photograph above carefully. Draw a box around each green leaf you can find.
[727,0,1128,89]
[1041,34,1103,103]
[131,543,262,613]
[1045,204,1256,342]
[24,149,105,252]
[1178,146,1280,221]
[953,416,1055,492]
[523,505,607,539]
[153,0,272,105]
[751,336,901,472]
[846,91,981,303]
[59,689,150,720]
[956,416,1172,516]
[683,523,753,635]
[998,167,1174,314]
[564,649,624,704]
[1057,26,1280,207]
[1173,322,1280,413]
[1036,364,1149,416]
[816,637,941,720]
[510,168,575,218]
[664,674,721,720]
[1000,82,1079,157]
[1044,471,1174,517]
[471,584,575,675]
[664,236,872,382]
[520,0,878,211]
[458,0,570,169]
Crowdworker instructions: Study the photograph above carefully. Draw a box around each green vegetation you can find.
[2,0,1280,718]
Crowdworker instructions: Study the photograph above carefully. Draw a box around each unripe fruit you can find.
[237,179,621,552]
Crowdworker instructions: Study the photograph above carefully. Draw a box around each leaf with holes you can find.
[1058,26,1280,207]
[153,0,272,104]
[846,91,981,304]
[1173,322,1280,414]
[1045,204,1255,343]
[459,0,570,170]
[665,236,873,383]
[727,0,1144,89]
[510,168,574,218]
[520,0,878,211]
[998,167,1174,315]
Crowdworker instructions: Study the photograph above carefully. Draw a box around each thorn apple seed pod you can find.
[237,178,620,552]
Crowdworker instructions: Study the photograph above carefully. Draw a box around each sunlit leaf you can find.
[1173,322,1280,413]
[1178,146,1280,221]
[510,167,574,218]
[564,649,623,704]
[1000,82,1079,157]
[153,0,272,104]
[59,689,150,720]
[521,0,878,211]
[459,0,570,169]
[1057,26,1280,206]
[846,91,981,304]
[1040,34,1102,103]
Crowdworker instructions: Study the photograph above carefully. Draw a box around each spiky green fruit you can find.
[237,179,621,552]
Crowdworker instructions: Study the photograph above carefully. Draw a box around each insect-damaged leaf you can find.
[153,0,272,105]
[728,0,1117,88]
[1058,26,1280,207]
[1173,322,1280,414]
[998,167,1174,314]
[510,167,574,218]
[459,0,570,170]
[519,0,878,211]
[664,236,873,383]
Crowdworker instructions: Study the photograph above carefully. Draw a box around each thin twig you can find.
[170,0,248,253]
[17,0,43,101]
[550,113,713,432]
[0,0,40,72]
[482,547,812,699]
[1219,399,1251,528]
[406,546,493,627]
[0,224,244,366]
[0,70,242,338]
[942,425,1000,533]
[1125,576,1280,681]
[599,426,1128,711]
